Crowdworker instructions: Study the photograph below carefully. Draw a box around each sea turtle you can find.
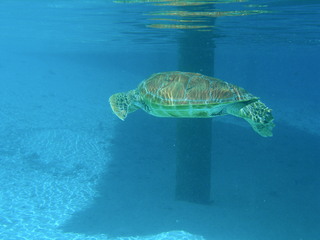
[109,71,274,137]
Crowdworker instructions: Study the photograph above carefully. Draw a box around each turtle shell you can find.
[138,71,257,107]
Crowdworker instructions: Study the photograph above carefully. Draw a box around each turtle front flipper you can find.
[109,90,139,120]
[238,100,275,137]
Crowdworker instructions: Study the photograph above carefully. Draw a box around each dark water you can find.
[0,1,319,240]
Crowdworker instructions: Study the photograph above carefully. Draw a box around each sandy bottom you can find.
[0,52,319,240]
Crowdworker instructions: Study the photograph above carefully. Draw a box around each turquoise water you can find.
[0,1,319,240]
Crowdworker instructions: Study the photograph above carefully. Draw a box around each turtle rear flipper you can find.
[109,93,129,120]
[109,91,139,120]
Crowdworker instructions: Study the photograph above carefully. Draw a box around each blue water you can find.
[0,1,320,240]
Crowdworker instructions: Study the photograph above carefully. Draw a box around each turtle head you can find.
[109,90,139,120]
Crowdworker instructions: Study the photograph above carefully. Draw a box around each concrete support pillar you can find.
[175,22,215,204]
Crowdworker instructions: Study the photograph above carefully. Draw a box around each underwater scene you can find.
[0,0,319,239]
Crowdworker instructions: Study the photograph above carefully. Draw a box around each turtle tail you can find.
[109,91,138,120]
[238,100,275,137]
